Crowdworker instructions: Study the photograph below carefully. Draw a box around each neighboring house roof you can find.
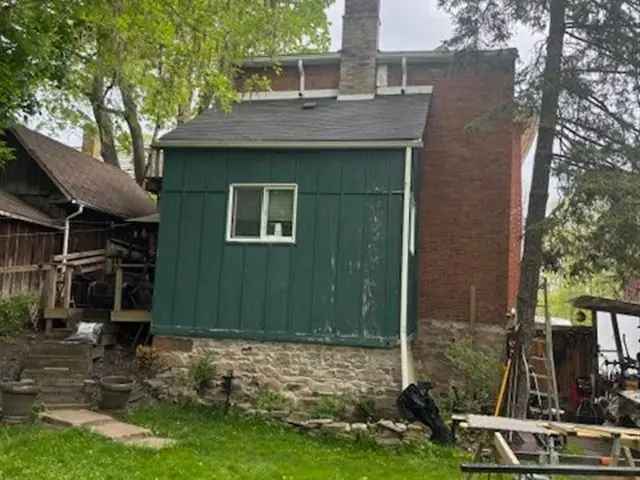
[10,125,156,219]
[156,95,431,148]
[0,189,60,229]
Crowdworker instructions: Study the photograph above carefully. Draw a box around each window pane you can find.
[233,187,262,237]
[267,189,294,237]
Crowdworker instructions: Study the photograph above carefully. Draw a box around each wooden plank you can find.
[44,307,83,320]
[612,312,626,366]
[63,268,73,309]
[110,309,151,323]
[453,414,551,435]
[493,432,519,465]
[53,249,105,262]
[0,264,51,274]
[65,256,105,267]
[461,463,640,476]
[113,267,123,312]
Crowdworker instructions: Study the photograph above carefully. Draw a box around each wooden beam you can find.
[110,309,151,323]
[0,264,52,274]
[611,312,626,366]
[113,266,123,313]
[494,432,520,465]
[63,268,73,309]
[53,249,105,262]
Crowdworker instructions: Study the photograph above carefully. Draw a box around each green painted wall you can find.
[153,148,416,347]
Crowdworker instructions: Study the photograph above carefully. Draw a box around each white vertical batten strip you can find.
[400,146,413,389]
[298,59,305,96]
[401,56,408,92]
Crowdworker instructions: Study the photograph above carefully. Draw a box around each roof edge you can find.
[244,48,519,67]
[153,139,423,149]
[0,208,62,229]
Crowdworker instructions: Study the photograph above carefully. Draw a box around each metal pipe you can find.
[62,203,84,270]
[400,146,413,388]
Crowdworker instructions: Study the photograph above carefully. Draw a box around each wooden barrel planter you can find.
[1,380,39,423]
[99,376,134,410]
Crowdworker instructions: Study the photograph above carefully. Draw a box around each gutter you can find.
[61,202,84,271]
[400,146,415,389]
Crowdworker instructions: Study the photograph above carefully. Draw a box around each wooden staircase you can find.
[22,342,94,409]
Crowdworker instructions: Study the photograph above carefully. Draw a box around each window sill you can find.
[226,237,296,245]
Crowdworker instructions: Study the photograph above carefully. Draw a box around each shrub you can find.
[255,389,290,412]
[441,337,501,416]
[135,345,165,378]
[189,352,216,394]
[310,395,349,420]
[353,398,379,422]
[0,294,38,337]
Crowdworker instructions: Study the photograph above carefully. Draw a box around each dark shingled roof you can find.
[11,126,156,219]
[157,95,431,146]
[0,189,59,228]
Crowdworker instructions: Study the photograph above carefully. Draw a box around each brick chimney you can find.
[338,0,380,100]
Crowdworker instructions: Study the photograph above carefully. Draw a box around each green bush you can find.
[188,352,216,394]
[255,389,290,412]
[310,395,349,419]
[442,337,501,416]
[0,294,38,337]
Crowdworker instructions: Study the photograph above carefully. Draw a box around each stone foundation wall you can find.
[412,318,507,390]
[154,336,403,412]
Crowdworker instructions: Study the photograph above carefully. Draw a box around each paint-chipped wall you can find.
[153,148,413,347]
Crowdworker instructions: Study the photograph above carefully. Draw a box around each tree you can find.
[0,0,82,165]
[44,0,331,182]
[438,0,640,416]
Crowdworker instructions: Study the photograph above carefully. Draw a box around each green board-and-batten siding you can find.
[152,148,417,347]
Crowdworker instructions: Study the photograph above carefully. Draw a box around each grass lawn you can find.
[0,405,465,479]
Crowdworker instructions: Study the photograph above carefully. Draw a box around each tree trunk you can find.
[88,75,120,168]
[514,0,567,418]
[119,79,146,184]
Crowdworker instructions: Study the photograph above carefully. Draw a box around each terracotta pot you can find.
[1,380,39,423]
[99,376,133,410]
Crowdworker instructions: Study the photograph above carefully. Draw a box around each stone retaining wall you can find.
[413,318,506,390]
[154,336,403,412]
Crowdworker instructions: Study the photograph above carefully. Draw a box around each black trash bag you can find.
[397,381,453,445]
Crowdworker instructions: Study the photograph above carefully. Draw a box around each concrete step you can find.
[39,387,86,404]
[30,342,92,357]
[22,369,86,382]
[45,329,74,340]
[22,357,90,372]
[39,383,85,393]
[42,403,91,410]
[29,376,86,388]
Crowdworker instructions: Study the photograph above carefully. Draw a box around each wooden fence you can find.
[0,219,109,299]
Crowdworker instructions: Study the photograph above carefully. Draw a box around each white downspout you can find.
[62,202,84,271]
[400,146,414,389]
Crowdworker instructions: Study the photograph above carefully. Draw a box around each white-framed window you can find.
[226,183,298,243]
